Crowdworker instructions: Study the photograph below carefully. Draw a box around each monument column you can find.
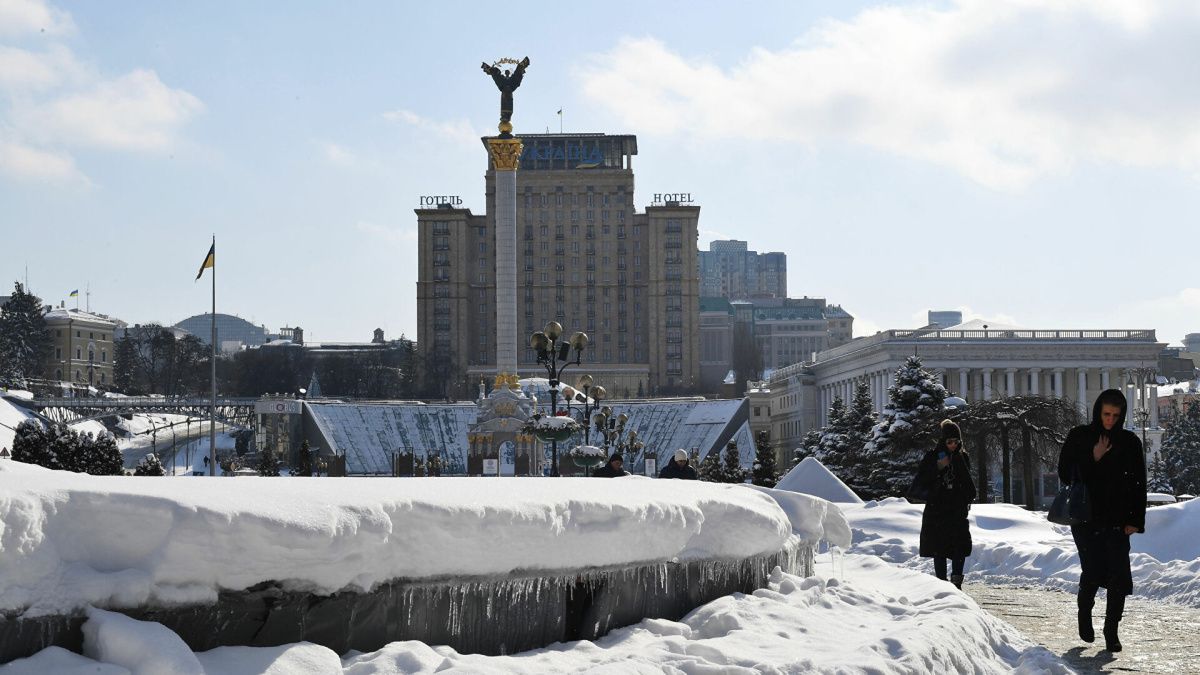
[487,137,523,377]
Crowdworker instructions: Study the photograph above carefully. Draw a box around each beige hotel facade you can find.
[416,133,700,400]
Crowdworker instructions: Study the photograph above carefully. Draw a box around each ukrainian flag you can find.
[69,289,78,297]
[195,242,215,280]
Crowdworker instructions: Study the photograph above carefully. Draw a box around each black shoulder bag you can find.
[1048,465,1091,525]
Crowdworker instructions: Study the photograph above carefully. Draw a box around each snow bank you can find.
[745,484,852,548]
[17,555,1069,674]
[775,456,864,503]
[0,461,799,617]
[81,608,203,675]
[0,646,131,675]
[844,497,1200,607]
[0,396,34,452]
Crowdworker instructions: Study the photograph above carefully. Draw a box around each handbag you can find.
[1048,465,1091,525]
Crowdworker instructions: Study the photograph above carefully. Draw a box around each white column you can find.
[1005,368,1017,398]
[1077,368,1089,415]
[981,368,994,400]
[1029,368,1041,395]
[959,368,969,401]
[1150,384,1160,427]
[1124,372,1136,429]
[1101,368,1110,391]
[1052,368,1064,398]
[493,166,518,375]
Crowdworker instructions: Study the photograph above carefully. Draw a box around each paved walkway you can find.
[963,582,1200,674]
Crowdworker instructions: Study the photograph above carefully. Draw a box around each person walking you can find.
[659,449,698,480]
[593,453,629,478]
[1058,389,1146,653]
[909,419,976,589]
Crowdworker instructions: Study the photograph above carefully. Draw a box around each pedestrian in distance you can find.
[593,453,629,478]
[659,449,698,480]
[1058,388,1146,653]
[908,419,976,589]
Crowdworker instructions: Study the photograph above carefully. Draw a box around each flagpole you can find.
[209,235,217,477]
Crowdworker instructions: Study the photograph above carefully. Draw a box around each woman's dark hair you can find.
[1095,389,1126,413]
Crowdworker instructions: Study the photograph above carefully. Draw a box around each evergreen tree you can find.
[134,453,165,476]
[11,420,54,469]
[74,431,124,475]
[257,449,281,477]
[703,441,746,483]
[793,429,821,468]
[751,430,777,487]
[862,356,948,498]
[49,425,80,472]
[0,282,51,384]
[112,334,136,392]
[1160,400,1200,495]
[293,440,313,477]
[1147,453,1172,493]
[813,396,851,473]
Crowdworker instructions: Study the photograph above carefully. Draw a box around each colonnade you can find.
[816,366,1159,429]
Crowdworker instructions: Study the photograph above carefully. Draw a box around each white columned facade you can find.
[1053,368,1064,398]
[1101,368,1110,391]
[959,369,969,401]
[1005,368,1017,397]
[981,368,993,400]
[1077,368,1089,414]
[1150,383,1159,427]
[1124,372,1136,429]
[1029,368,1041,395]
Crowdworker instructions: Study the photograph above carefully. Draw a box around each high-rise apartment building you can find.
[416,133,700,399]
[699,240,787,300]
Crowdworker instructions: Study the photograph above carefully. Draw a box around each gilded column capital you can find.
[487,138,524,171]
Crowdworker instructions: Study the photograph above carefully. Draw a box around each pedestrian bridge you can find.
[11,396,258,428]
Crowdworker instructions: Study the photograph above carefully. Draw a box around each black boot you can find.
[950,574,963,590]
[1103,592,1126,652]
[1077,586,1096,643]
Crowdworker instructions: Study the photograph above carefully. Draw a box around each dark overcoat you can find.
[913,448,976,559]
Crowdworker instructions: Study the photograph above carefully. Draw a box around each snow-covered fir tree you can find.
[134,453,166,476]
[0,282,52,385]
[74,432,124,475]
[862,356,947,498]
[793,429,822,468]
[1147,453,1172,493]
[11,420,55,469]
[751,430,777,487]
[700,441,745,483]
[257,449,281,477]
[1160,400,1200,495]
[812,396,850,473]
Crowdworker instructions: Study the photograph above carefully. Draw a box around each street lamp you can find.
[1126,365,1157,455]
[573,376,605,445]
[529,321,588,476]
[592,406,645,466]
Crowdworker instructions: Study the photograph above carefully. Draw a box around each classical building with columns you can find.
[748,320,1165,486]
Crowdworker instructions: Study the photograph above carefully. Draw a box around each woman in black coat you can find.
[909,419,976,589]
[1058,389,1146,653]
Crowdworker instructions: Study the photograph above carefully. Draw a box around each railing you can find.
[813,328,1159,365]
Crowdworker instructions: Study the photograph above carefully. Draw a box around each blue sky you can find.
[2,0,1197,347]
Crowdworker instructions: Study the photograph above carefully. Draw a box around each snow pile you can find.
[0,395,35,452]
[746,484,852,548]
[775,456,864,503]
[10,555,1070,674]
[0,461,803,617]
[844,497,1200,607]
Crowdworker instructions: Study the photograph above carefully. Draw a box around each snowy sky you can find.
[2,0,1198,344]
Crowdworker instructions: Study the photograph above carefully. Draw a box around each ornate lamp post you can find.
[529,321,588,476]
[1126,365,1157,455]
[592,406,645,467]
[572,376,606,445]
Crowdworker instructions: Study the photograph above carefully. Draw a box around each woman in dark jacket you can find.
[910,419,976,589]
[1058,389,1146,653]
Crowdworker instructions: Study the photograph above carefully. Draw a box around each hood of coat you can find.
[1091,388,1128,432]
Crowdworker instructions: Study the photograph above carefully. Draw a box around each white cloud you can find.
[0,0,73,37]
[577,1,1200,190]
[907,306,1021,329]
[383,108,481,147]
[0,44,80,90]
[0,137,84,182]
[17,69,203,151]
[1142,288,1200,315]
[319,141,357,167]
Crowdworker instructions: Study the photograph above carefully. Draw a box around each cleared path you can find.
[964,582,1200,674]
